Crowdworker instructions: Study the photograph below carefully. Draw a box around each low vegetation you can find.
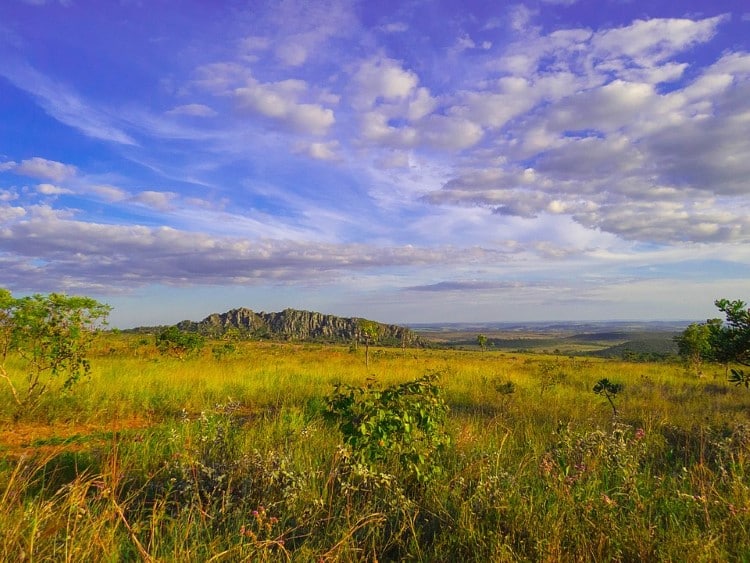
[0,292,749,561]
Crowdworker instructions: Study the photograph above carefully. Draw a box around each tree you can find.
[710,299,750,387]
[711,299,750,365]
[358,320,380,367]
[477,334,488,353]
[675,322,714,376]
[0,289,110,418]
[156,326,204,359]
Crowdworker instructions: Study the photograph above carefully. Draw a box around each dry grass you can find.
[0,334,749,560]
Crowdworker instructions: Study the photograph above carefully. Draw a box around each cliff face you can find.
[176,308,423,346]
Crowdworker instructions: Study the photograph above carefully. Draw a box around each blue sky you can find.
[1,0,749,327]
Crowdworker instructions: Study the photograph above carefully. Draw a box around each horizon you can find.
[2,0,749,327]
[110,302,699,331]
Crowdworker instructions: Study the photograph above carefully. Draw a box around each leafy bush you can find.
[155,326,204,359]
[326,373,451,483]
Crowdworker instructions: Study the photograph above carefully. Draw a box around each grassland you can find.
[1,332,749,561]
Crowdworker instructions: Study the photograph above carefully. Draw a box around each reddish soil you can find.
[0,417,153,457]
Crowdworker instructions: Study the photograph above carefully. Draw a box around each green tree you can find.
[358,319,380,367]
[0,289,110,418]
[675,322,714,376]
[156,326,204,359]
[710,299,750,388]
[477,333,488,353]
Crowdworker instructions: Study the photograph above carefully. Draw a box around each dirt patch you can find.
[0,417,153,458]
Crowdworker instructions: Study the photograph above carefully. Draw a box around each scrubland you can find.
[1,334,749,561]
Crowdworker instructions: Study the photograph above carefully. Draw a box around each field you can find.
[1,332,749,561]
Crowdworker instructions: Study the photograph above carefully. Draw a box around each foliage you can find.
[326,373,450,483]
[728,368,750,389]
[155,326,204,359]
[593,378,624,416]
[0,288,110,418]
[712,299,750,366]
[708,299,750,389]
[211,341,237,361]
[675,321,715,375]
[358,319,380,367]
[477,334,488,352]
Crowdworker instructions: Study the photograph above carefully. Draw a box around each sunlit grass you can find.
[1,334,749,560]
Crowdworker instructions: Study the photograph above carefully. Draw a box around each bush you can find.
[326,373,451,484]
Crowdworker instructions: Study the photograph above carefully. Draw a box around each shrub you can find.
[325,373,451,483]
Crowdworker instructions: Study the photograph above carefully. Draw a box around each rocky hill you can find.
[175,307,423,346]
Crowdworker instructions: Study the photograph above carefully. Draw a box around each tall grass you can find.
[1,335,749,560]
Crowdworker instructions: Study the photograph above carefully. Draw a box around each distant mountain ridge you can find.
[174,307,423,346]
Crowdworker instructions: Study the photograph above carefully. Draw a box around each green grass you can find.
[0,335,749,561]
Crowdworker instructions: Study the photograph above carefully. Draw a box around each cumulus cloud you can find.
[234,78,335,135]
[418,14,750,245]
[13,157,77,181]
[350,57,419,110]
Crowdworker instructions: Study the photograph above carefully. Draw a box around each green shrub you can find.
[326,373,451,483]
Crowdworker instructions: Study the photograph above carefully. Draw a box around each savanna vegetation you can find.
[1,290,749,561]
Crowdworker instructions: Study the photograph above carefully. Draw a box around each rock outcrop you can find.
[176,308,423,347]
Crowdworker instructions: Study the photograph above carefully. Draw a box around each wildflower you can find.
[634,428,645,441]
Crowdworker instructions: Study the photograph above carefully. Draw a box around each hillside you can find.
[173,307,423,346]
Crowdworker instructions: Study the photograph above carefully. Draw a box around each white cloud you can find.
[360,111,418,147]
[36,183,72,195]
[0,205,26,221]
[421,115,484,150]
[0,189,19,202]
[192,62,252,94]
[350,57,419,109]
[0,208,517,291]
[90,184,128,202]
[374,151,410,170]
[13,157,77,181]
[592,16,727,66]
[131,191,176,211]
[234,79,335,135]
[276,41,308,66]
[298,141,340,161]
[166,104,217,117]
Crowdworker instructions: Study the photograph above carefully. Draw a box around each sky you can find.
[1,0,749,328]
